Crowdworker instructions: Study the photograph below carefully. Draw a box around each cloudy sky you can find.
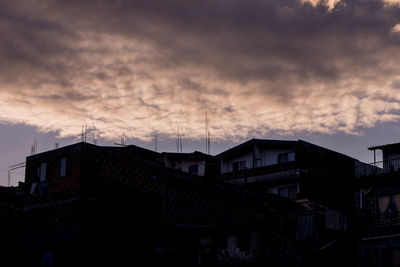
[2,0,400,185]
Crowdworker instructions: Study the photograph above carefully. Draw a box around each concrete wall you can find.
[220,152,253,174]
[267,184,299,196]
[164,157,206,176]
[262,148,294,166]
[220,146,296,174]
[181,160,206,176]
[384,152,400,161]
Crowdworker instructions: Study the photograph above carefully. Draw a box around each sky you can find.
[1,0,400,186]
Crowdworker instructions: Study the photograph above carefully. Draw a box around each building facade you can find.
[6,138,397,266]
[355,142,400,267]
[17,142,298,266]
[216,139,359,265]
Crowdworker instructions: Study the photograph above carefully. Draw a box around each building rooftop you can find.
[368,142,400,151]
[215,139,299,158]
[162,151,215,162]
[216,138,356,161]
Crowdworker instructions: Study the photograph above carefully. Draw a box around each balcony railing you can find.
[375,212,400,226]
[355,158,400,177]
[218,161,301,181]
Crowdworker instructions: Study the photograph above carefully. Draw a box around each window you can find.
[278,185,298,200]
[59,157,67,177]
[296,215,314,241]
[232,160,246,172]
[59,157,71,177]
[377,193,400,225]
[278,152,295,164]
[250,232,261,250]
[37,162,47,182]
[377,194,400,214]
[188,164,199,175]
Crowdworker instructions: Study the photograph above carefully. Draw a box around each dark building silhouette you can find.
[5,138,400,266]
[0,184,23,253]
[8,142,298,266]
[355,142,400,267]
[216,139,359,266]
[162,151,217,177]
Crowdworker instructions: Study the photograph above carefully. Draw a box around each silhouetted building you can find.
[2,137,378,266]
[19,142,297,266]
[216,139,359,266]
[355,142,400,267]
[162,151,217,177]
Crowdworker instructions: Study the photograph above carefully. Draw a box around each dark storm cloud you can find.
[0,0,400,140]
[44,0,397,80]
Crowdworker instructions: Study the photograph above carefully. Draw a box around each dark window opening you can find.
[232,160,246,172]
[189,164,199,175]
[278,185,298,200]
[296,215,314,241]
[59,157,71,177]
[37,162,47,182]
[376,193,400,225]
[278,152,295,164]
[377,194,400,215]
[60,157,67,177]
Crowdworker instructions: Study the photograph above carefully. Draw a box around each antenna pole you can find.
[205,111,210,154]
[205,112,207,154]
[81,124,84,142]
[154,133,158,152]
[93,129,97,145]
[208,131,211,155]
[85,123,87,143]
[31,139,38,155]
[180,131,182,153]
[93,124,97,145]
[177,126,180,153]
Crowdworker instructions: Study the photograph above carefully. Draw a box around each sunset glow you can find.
[1,0,400,144]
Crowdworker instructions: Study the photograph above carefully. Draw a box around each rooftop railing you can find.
[355,158,400,178]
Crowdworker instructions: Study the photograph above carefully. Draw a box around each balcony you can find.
[375,212,400,226]
[357,211,400,239]
[218,161,304,184]
[355,158,400,178]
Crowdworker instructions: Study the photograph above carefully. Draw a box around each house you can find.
[216,139,359,266]
[356,142,400,177]
[216,139,357,202]
[20,142,297,266]
[162,151,217,177]
[21,142,165,266]
[354,142,400,267]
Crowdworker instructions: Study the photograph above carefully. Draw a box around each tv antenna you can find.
[205,111,211,154]
[93,127,98,145]
[176,126,182,153]
[154,133,158,152]
[114,132,127,146]
[31,139,38,155]
[81,123,87,142]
